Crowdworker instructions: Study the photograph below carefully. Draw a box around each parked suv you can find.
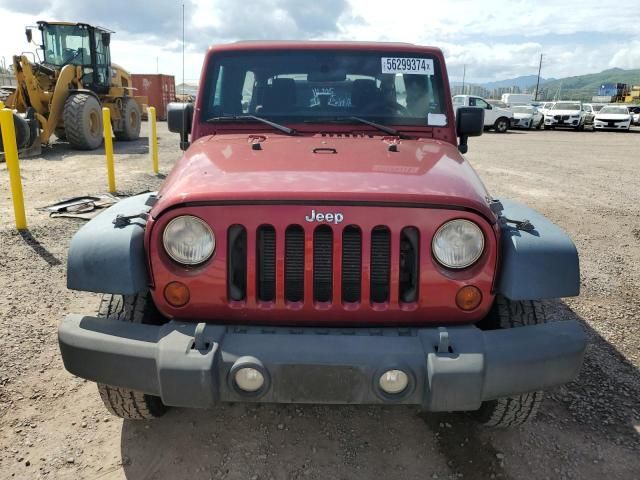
[544,102,586,130]
[453,94,514,133]
[59,41,586,428]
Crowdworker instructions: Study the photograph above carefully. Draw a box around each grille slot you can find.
[285,225,305,302]
[370,226,391,303]
[313,226,333,302]
[227,225,247,301]
[399,227,419,303]
[256,225,276,302]
[341,226,362,303]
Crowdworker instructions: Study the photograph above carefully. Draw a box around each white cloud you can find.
[1,0,639,84]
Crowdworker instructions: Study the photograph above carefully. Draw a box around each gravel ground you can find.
[0,124,638,480]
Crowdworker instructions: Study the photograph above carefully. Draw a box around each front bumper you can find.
[58,316,587,412]
[512,118,532,129]
[545,116,581,127]
[594,120,630,130]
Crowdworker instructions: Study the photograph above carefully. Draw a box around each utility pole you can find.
[156,56,159,74]
[534,54,543,101]
[461,64,466,95]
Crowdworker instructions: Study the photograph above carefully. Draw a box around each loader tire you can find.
[471,295,546,428]
[63,93,103,150]
[114,97,141,141]
[96,293,168,420]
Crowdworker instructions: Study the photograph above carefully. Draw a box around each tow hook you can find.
[437,327,451,354]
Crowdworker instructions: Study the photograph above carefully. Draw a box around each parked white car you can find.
[538,102,555,116]
[544,102,586,130]
[510,105,544,129]
[453,95,514,133]
[593,105,632,131]
[628,106,640,125]
[582,103,605,124]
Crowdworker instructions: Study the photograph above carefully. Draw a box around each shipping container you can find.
[131,74,176,121]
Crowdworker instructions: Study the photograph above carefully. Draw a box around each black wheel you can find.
[54,127,66,141]
[114,97,142,141]
[96,293,168,420]
[471,295,546,428]
[536,118,543,129]
[494,117,509,133]
[63,93,103,150]
[575,123,585,131]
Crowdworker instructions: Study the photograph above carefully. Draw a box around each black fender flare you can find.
[67,193,154,294]
[496,199,580,300]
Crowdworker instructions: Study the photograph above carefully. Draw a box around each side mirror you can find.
[168,102,194,150]
[25,28,33,43]
[486,104,492,110]
[102,33,111,47]
[456,107,484,154]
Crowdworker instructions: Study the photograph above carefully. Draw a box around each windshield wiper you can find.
[304,116,411,138]
[206,115,298,136]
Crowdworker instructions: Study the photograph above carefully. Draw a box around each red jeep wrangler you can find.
[59,42,586,427]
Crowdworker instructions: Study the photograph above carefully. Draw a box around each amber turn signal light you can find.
[164,281,190,307]
[455,285,482,311]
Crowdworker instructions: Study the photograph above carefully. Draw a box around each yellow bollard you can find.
[102,107,116,193]
[148,106,159,174]
[0,107,28,230]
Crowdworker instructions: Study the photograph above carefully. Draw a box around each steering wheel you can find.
[62,48,81,66]
[360,100,409,116]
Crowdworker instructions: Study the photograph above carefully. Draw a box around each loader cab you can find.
[35,21,112,94]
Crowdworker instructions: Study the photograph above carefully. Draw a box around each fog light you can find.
[379,369,409,394]
[456,285,482,311]
[235,367,265,392]
[164,281,190,307]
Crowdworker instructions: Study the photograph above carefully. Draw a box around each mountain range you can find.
[455,68,640,101]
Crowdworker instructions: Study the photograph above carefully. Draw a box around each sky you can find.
[1,0,639,85]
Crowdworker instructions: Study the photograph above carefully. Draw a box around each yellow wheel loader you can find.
[0,21,146,154]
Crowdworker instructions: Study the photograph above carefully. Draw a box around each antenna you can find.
[461,64,466,95]
[534,54,543,101]
[181,2,186,145]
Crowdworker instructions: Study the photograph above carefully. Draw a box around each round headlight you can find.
[163,215,215,265]
[379,369,409,395]
[432,219,484,269]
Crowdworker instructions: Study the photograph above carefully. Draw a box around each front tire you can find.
[63,93,103,150]
[471,296,546,428]
[114,97,142,141]
[494,117,509,133]
[96,293,168,420]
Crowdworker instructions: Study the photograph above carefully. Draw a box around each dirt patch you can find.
[1,125,639,479]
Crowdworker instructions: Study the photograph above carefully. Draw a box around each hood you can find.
[513,112,534,119]
[153,134,495,221]
[547,109,582,116]
[495,107,513,117]
[595,113,630,120]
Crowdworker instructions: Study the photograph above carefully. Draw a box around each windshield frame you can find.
[199,49,448,129]
[598,106,629,115]
[552,102,581,111]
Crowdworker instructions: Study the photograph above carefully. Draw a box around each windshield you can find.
[203,50,447,126]
[41,24,91,67]
[511,106,533,113]
[553,102,581,111]
[599,106,629,115]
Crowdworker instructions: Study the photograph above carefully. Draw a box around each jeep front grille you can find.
[226,223,420,307]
